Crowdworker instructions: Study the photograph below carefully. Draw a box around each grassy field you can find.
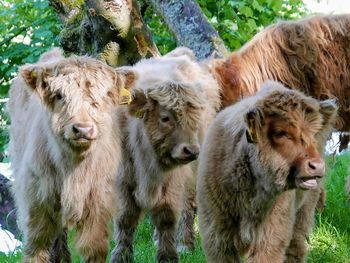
[1,154,349,263]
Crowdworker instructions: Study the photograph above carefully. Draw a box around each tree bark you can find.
[339,133,350,152]
[50,0,159,66]
[49,0,77,23]
[148,0,229,59]
[0,174,19,237]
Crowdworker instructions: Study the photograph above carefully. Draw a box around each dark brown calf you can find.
[197,81,337,263]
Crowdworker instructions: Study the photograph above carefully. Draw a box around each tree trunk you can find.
[148,0,229,59]
[49,0,77,23]
[0,174,19,237]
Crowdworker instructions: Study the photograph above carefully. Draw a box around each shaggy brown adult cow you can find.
[8,49,135,263]
[197,81,337,263]
[212,14,349,132]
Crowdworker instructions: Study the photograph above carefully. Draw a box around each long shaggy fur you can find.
[197,82,337,263]
[212,14,350,131]
[8,49,133,263]
[110,47,220,263]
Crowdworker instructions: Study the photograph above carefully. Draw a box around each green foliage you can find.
[0,0,61,96]
[198,0,307,50]
[143,7,177,55]
[0,0,61,160]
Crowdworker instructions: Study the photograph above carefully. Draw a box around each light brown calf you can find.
[8,49,135,263]
[197,81,337,263]
[110,47,220,263]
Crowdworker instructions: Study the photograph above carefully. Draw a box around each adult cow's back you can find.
[212,14,350,131]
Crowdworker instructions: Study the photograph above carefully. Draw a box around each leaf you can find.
[252,0,263,12]
[269,0,283,10]
[239,6,253,17]
[247,18,257,30]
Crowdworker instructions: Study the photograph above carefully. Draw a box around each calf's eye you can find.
[274,130,289,139]
[54,92,63,101]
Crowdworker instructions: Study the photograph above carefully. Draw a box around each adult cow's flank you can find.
[212,14,350,132]
[8,49,135,263]
[197,82,337,263]
[111,48,220,263]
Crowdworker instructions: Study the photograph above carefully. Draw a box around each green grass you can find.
[1,154,349,263]
[308,153,350,263]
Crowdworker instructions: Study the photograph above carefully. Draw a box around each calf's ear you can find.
[20,65,52,101]
[20,65,46,92]
[245,108,263,144]
[115,68,138,105]
[319,99,338,127]
[117,68,137,90]
[128,89,148,119]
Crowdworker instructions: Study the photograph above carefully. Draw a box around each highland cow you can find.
[197,81,337,263]
[212,14,349,132]
[110,48,220,263]
[8,49,135,263]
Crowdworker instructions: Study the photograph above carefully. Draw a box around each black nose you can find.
[72,123,95,139]
[181,145,200,161]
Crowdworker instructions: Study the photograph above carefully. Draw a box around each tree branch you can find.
[0,26,30,47]
[149,0,229,59]
[48,0,83,24]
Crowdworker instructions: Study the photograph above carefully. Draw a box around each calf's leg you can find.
[110,191,142,263]
[247,191,295,263]
[22,203,60,263]
[176,176,196,252]
[151,205,179,263]
[49,227,71,263]
[75,215,109,263]
[284,188,321,263]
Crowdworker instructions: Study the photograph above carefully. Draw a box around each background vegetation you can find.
[1,0,349,262]
[0,0,61,157]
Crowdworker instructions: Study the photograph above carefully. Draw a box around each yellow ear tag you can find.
[248,118,258,144]
[134,110,144,119]
[119,87,132,105]
[30,70,37,78]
